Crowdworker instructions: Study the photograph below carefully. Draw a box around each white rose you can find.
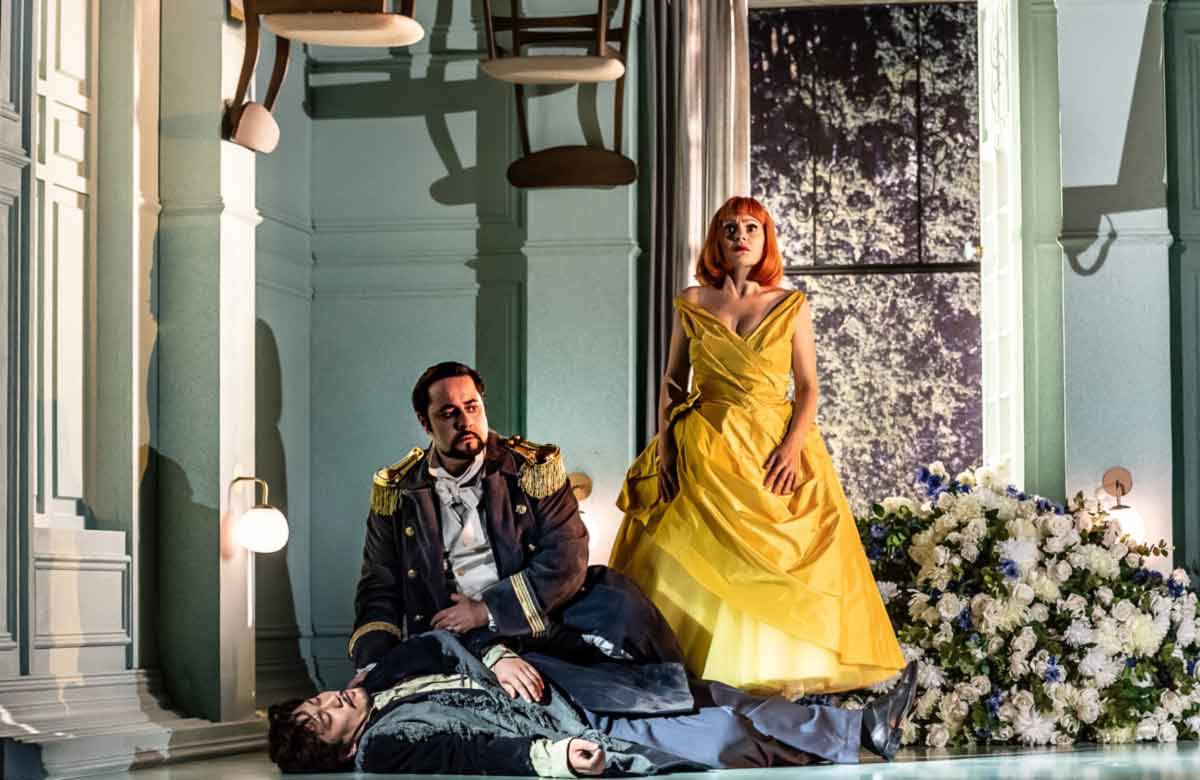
[965,517,988,541]
[1043,535,1066,554]
[1029,603,1050,624]
[1047,514,1073,537]
[988,635,1005,655]
[1097,587,1114,605]
[1054,560,1073,582]
[929,461,948,479]
[1159,722,1179,743]
[1011,689,1035,713]
[933,546,951,566]
[955,470,976,487]
[877,581,899,604]
[1063,593,1087,616]
[926,723,951,748]
[1172,568,1192,587]
[1161,690,1186,718]
[1125,553,1142,569]
[1110,542,1129,561]
[971,675,992,697]
[937,593,964,622]
[1112,600,1136,622]
[882,496,917,515]
[1136,718,1160,741]
[1012,582,1036,606]
[961,542,980,562]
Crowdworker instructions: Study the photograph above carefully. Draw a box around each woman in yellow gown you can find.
[610,196,904,697]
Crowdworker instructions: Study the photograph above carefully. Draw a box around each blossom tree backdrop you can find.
[749,5,981,511]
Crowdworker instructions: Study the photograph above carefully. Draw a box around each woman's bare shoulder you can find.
[678,286,708,304]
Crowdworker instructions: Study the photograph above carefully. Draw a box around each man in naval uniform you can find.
[349,361,681,680]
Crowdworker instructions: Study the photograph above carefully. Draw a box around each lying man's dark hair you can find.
[267,698,354,774]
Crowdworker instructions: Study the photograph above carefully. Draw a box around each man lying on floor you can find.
[267,629,918,776]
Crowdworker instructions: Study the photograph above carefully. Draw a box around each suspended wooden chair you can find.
[480,0,637,188]
[225,0,424,153]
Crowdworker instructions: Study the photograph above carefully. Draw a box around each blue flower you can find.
[1005,485,1028,501]
[984,692,1002,717]
[1132,569,1149,584]
[1169,580,1186,598]
[1035,497,1060,514]
[1187,658,1197,678]
[999,558,1019,580]
[1043,656,1063,683]
[1125,657,1137,670]
[867,542,884,561]
[968,632,981,645]
[955,608,972,631]
[870,523,887,540]
[916,467,946,499]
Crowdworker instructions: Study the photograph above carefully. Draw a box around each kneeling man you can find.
[269,630,919,775]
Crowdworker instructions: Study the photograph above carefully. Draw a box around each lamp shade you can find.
[1109,504,1145,543]
[238,506,289,553]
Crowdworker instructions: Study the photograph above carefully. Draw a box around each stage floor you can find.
[89,742,1200,779]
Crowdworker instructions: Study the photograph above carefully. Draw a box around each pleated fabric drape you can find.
[639,0,750,446]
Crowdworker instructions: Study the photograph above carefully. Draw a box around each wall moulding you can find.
[259,207,314,235]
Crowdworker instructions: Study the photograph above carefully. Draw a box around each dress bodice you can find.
[673,291,804,409]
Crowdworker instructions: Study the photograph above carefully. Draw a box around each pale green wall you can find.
[286,0,641,685]
[254,42,317,703]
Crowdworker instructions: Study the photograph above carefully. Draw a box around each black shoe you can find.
[860,661,918,761]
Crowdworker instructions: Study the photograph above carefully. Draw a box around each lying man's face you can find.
[292,688,370,757]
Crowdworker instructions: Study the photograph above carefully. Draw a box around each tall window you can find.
[750,4,981,510]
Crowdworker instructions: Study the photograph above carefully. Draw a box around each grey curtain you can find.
[639,0,750,445]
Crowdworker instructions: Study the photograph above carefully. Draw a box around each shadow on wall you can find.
[304,0,534,434]
[1061,11,1167,276]
[255,319,316,706]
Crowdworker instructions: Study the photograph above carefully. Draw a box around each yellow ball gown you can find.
[610,291,904,696]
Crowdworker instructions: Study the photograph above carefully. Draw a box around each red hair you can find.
[694,196,783,288]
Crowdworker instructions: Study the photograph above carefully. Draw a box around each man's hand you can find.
[431,593,489,633]
[493,656,544,702]
[568,739,605,776]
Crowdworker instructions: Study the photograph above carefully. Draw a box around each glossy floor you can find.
[87,742,1200,779]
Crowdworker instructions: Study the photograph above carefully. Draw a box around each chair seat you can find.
[481,55,625,85]
[506,146,637,188]
[263,12,424,47]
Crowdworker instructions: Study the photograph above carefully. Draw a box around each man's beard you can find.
[444,431,485,461]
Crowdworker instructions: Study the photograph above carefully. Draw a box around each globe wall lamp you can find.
[227,476,290,553]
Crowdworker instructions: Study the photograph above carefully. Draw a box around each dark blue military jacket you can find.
[350,432,591,668]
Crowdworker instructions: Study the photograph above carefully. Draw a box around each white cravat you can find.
[428,451,500,598]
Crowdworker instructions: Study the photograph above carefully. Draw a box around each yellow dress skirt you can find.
[610,291,904,696]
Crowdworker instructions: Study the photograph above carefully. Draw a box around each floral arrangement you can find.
[854,462,1198,747]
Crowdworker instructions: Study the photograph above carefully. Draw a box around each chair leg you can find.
[263,34,291,113]
[226,0,261,136]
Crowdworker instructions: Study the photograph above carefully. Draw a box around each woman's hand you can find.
[763,435,803,496]
[567,739,606,775]
[657,436,679,502]
[492,656,544,702]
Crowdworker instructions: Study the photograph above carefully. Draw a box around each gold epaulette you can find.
[370,447,424,515]
[502,435,567,499]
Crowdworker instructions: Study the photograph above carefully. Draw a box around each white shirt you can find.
[428,450,501,599]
